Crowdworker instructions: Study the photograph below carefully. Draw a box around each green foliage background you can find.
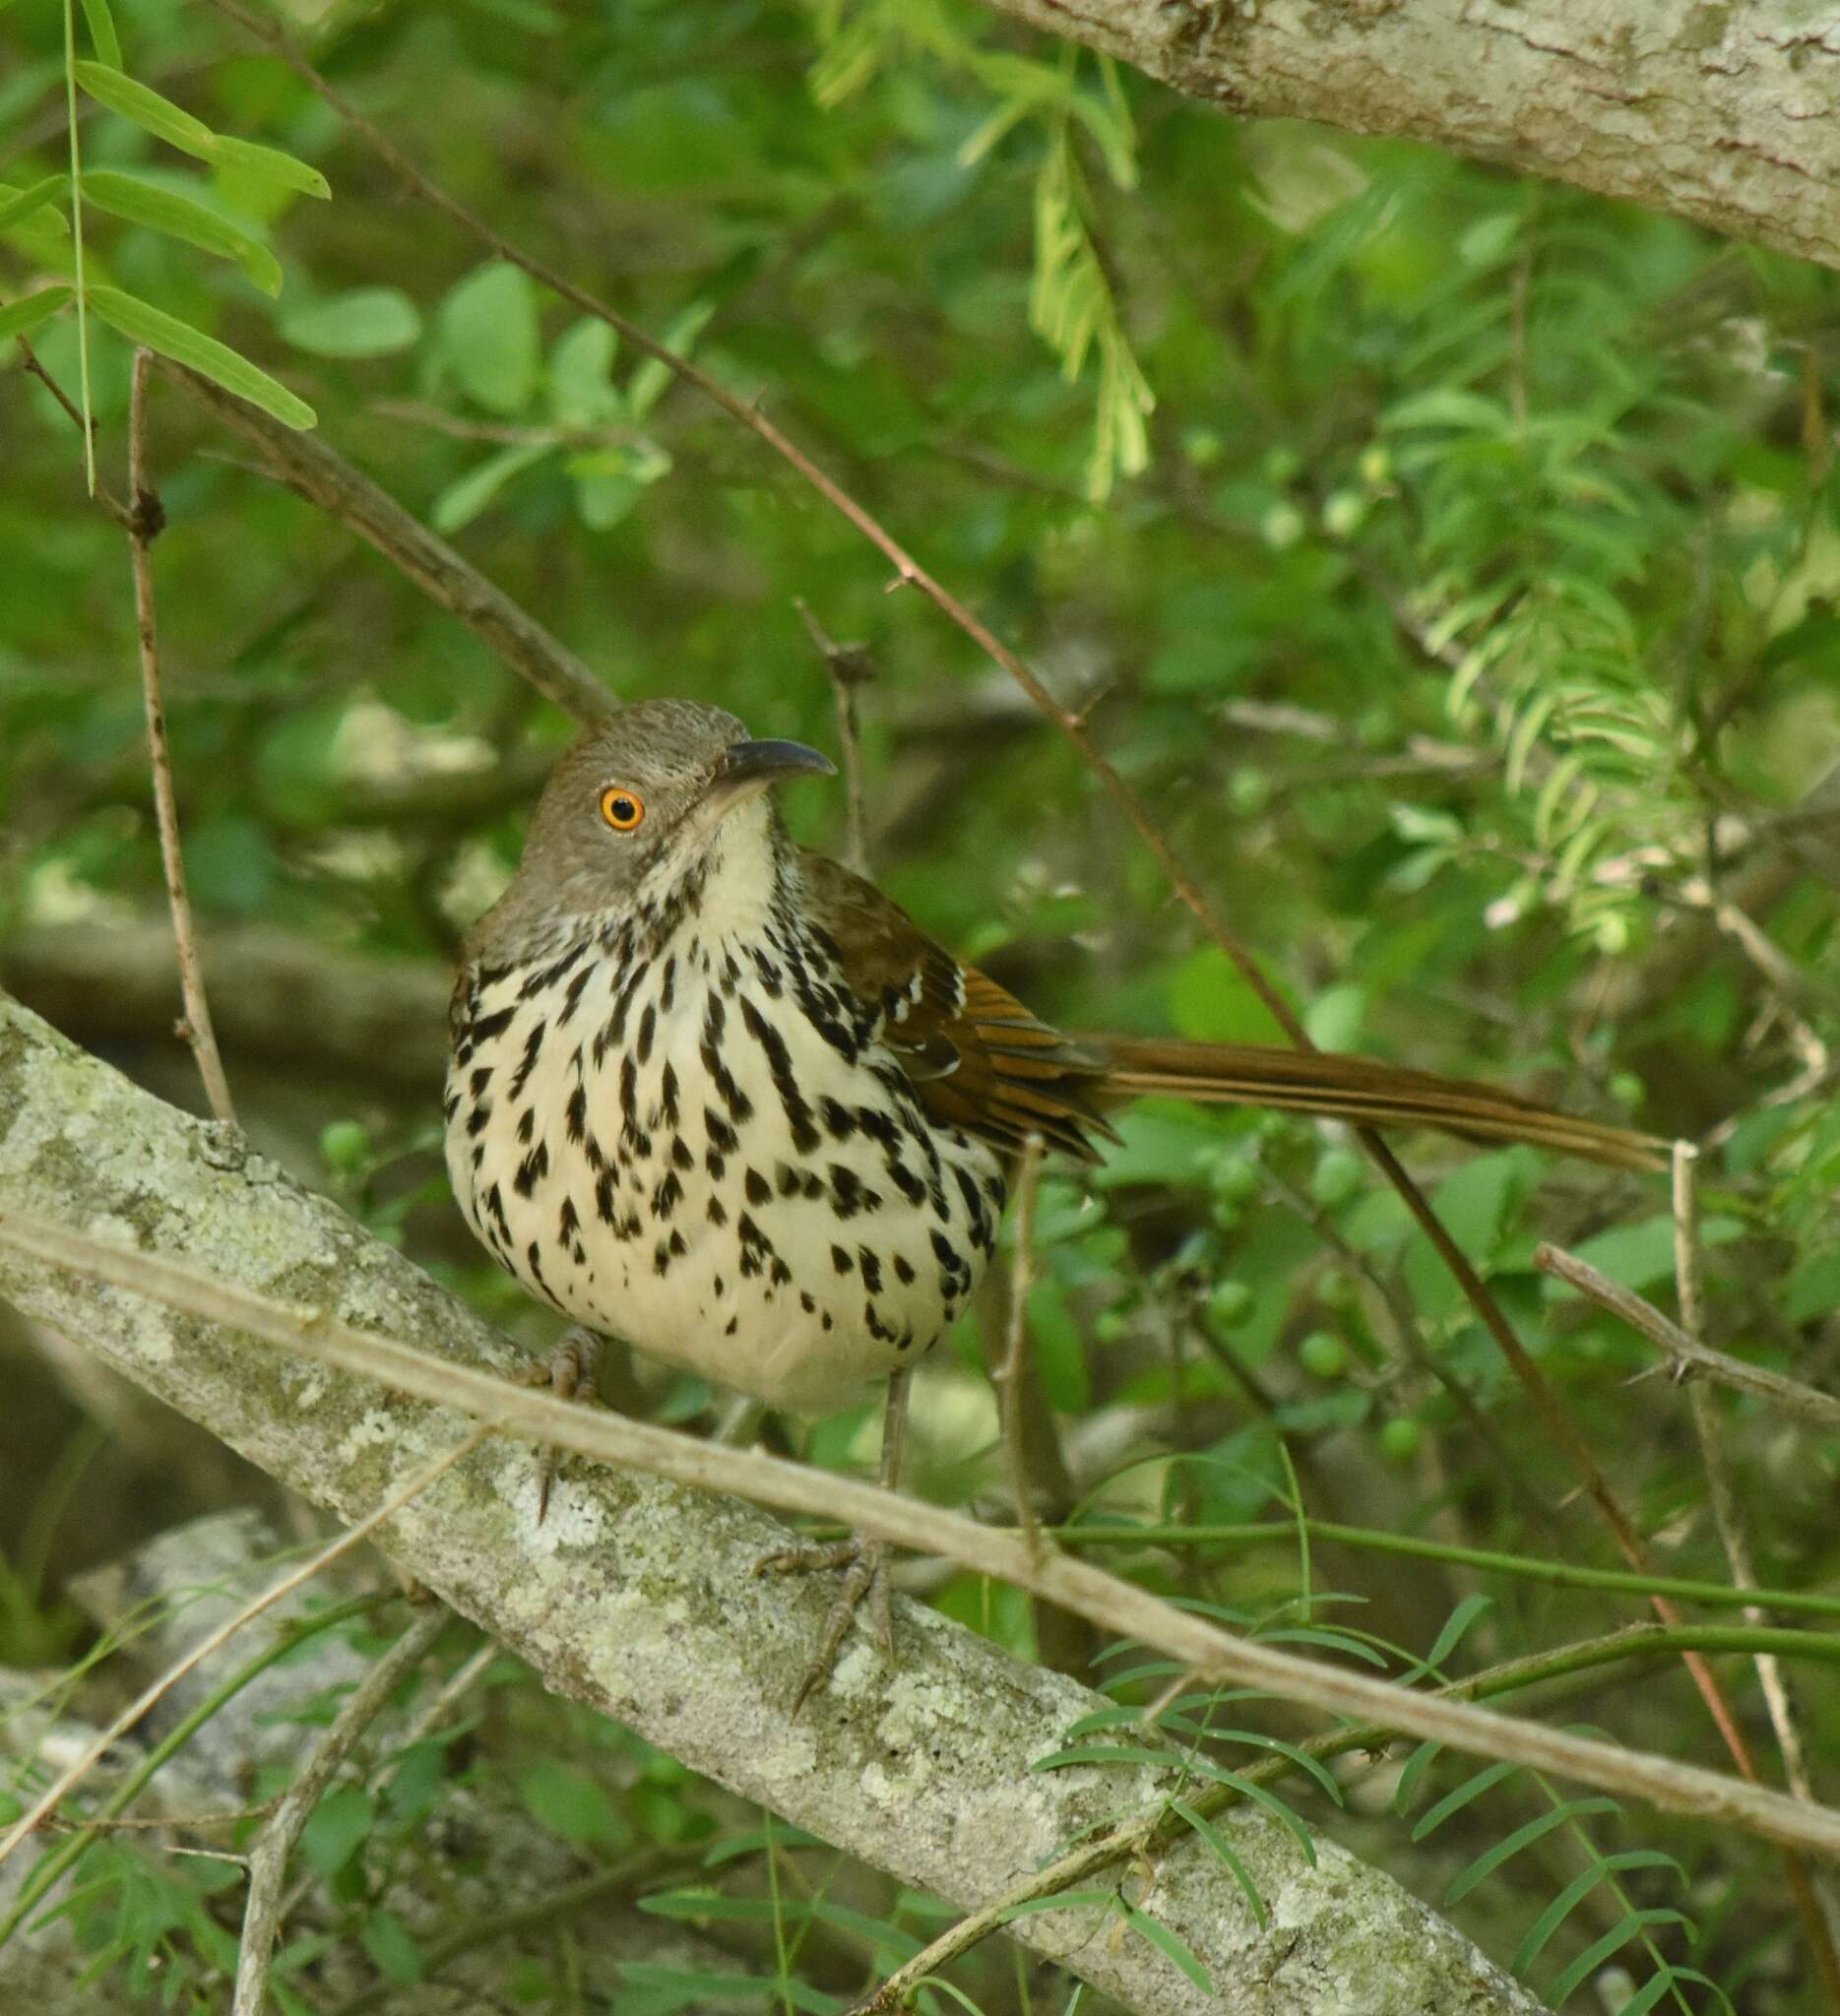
[3,0,1840,2010]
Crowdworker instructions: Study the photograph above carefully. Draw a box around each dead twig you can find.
[794,598,874,878]
[127,351,237,1128]
[1534,1241,1840,1430]
[1671,1147,1840,1999]
[996,1132,1048,1557]
[231,1605,450,2016]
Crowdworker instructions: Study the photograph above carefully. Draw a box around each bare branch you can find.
[126,352,237,1128]
[1672,1147,1840,1992]
[995,1132,1047,1556]
[1534,1241,1840,1431]
[795,598,875,879]
[231,1606,450,2016]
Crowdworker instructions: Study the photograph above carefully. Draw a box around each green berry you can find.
[1299,1330,1347,1379]
[1380,1418,1425,1465]
[1095,1309,1128,1345]
[1229,769,1271,816]
[1212,1156,1260,1204]
[1315,1268,1360,1312]
[320,1119,370,1173]
[1206,1280,1255,1333]
[1310,1149,1364,1210]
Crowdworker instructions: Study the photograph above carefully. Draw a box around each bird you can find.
[444,698,1661,1702]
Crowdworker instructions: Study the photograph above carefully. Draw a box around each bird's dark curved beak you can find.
[708,737,836,806]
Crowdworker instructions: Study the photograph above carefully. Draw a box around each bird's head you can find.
[475,699,835,953]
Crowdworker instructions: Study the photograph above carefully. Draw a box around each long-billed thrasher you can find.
[446,699,1660,1702]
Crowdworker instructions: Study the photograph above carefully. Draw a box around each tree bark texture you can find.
[0,990,1550,2015]
[978,0,1840,271]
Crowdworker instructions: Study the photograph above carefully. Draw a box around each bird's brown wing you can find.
[795,850,1665,1172]
[797,850,1110,1160]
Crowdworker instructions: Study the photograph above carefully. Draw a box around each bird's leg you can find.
[513,1324,603,1522]
[756,1367,911,1711]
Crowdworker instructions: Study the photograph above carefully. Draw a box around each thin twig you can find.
[1673,1146,1840,1999]
[398,1634,499,1749]
[0,1426,484,1870]
[1535,1241,1840,1429]
[997,1133,1047,1557]
[7,1209,1840,1864]
[794,598,874,878]
[13,333,134,527]
[232,1605,450,2016]
[127,351,237,1127]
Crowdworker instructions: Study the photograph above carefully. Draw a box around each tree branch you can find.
[968,0,1840,273]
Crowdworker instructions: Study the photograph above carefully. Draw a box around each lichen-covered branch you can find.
[0,991,1548,2015]
[975,0,1840,272]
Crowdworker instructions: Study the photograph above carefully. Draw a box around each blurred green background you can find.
[4,0,1840,2009]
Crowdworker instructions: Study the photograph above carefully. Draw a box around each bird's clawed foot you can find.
[755,1532,894,1712]
[515,1326,603,1522]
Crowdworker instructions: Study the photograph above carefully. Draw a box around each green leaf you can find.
[1169,945,1293,1045]
[0,286,73,342]
[357,1909,424,1986]
[210,135,331,201]
[439,260,540,415]
[79,0,121,66]
[72,64,328,199]
[86,284,316,428]
[548,315,619,426]
[1444,1796,1618,1905]
[82,169,283,294]
[0,175,68,233]
[517,1757,622,1846]
[74,60,218,160]
[1170,1799,1266,1927]
[281,287,422,358]
[432,442,551,534]
[628,299,713,418]
[1121,1905,1212,1993]
[301,1784,374,1877]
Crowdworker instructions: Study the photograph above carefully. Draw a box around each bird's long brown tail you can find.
[1087,1037,1665,1171]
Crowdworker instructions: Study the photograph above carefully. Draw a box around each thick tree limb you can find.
[976,0,1840,272]
[0,992,1553,2013]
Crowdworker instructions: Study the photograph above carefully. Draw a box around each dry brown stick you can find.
[148,358,612,726]
[231,1605,450,2016]
[1671,1147,1840,2003]
[7,1207,1840,1867]
[795,598,874,879]
[0,1425,483,1869]
[996,1132,1047,1557]
[1534,1243,1840,1430]
[127,350,238,1128]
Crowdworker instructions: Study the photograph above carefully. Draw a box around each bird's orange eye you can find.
[600,786,645,832]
